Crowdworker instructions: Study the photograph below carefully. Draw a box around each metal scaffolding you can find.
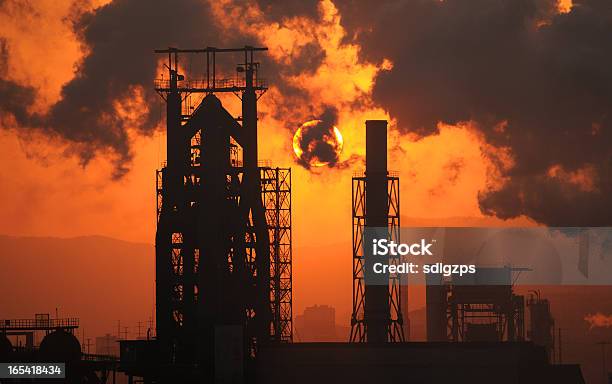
[448,295,525,342]
[427,275,525,343]
[350,173,403,343]
[261,167,293,343]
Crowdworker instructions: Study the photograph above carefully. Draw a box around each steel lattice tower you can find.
[350,120,404,343]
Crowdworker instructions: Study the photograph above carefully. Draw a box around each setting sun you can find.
[292,119,344,168]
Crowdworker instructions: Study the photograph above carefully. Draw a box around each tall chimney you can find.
[364,120,390,343]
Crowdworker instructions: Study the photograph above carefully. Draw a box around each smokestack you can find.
[365,120,389,230]
[364,120,390,343]
[365,120,387,179]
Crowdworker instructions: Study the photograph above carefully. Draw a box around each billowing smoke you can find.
[2,0,611,226]
[336,0,612,226]
[293,107,345,169]
[0,76,37,128]
[0,0,313,178]
[0,38,38,127]
[0,0,340,178]
[585,313,612,329]
[0,0,228,177]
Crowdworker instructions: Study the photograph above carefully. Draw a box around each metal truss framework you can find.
[261,167,293,343]
[350,174,404,342]
[447,290,525,342]
[155,149,293,356]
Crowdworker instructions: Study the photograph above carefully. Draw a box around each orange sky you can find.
[9,4,612,383]
[0,0,539,326]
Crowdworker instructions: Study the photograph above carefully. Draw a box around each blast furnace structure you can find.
[152,46,292,381]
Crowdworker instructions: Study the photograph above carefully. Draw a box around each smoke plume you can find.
[337,0,612,226]
[585,313,612,329]
[0,0,229,177]
[0,0,351,177]
[2,0,611,227]
[0,38,39,127]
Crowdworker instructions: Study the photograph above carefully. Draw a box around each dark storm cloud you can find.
[280,42,326,77]
[0,0,227,178]
[0,38,39,127]
[0,78,37,127]
[257,39,327,129]
[0,0,335,177]
[49,0,226,178]
[336,0,612,226]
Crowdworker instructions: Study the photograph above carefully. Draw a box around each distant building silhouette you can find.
[96,333,119,357]
[295,305,336,341]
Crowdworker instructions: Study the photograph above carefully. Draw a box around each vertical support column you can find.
[364,120,391,343]
[156,62,185,360]
[241,56,271,355]
[350,178,366,342]
[400,285,410,340]
[262,168,293,343]
[387,175,403,342]
[165,65,186,209]
[281,169,293,342]
[426,273,448,341]
[242,62,258,169]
